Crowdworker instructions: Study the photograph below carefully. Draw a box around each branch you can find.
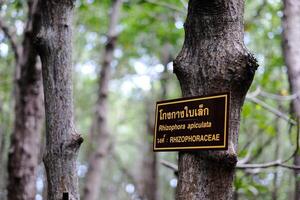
[260,90,299,101]
[160,159,178,171]
[179,0,187,9]
[246,96,296,125]
[247,135,274,163]
[247,87,299,101]
[111,152,139,187]
[253,0,267,20]
[238,118,300,170]
[144,0,185,14]
[236,160,300,170]
[0,17,20,60]
[161,156,300,172]
[246,87,261,98]
[245,0,267,25]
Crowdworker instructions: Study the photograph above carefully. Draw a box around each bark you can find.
[83,0,123,200]
[33,1,83,199]
[282,1,300,200]
[174,1,257,199]
[6,1,44,200]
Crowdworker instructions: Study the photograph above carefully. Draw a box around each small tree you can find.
[83,0,123,200]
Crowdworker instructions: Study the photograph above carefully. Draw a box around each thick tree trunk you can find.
[282,1,300,200]
[174,1,257,199]
[33,1,83,199]
[6,1,44,200]
[83,0,122,200]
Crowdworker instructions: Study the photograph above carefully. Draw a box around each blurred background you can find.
[0,0,297,199]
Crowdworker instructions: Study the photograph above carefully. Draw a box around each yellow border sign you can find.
[153,93,229,151]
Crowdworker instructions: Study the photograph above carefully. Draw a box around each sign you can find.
[153,93,229,151]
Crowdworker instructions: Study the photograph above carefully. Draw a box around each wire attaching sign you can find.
[153,93,229,151]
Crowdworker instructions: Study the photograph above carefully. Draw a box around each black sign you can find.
[153,93,229,151]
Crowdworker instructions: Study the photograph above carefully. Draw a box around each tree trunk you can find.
[282,1,300,200]
[173,1,257,199]
[0,100,7,197]
[160,44,173,99]
[6,1,44,200]
[33,1,83,199]
[83,0,122,200]
[138,100,159,200]
[272,107,281,200]
[294,155,300,200]
[137,44,172,200]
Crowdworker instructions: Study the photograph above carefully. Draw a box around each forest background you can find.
[0,0,298,199]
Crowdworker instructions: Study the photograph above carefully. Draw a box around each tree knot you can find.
[246,52,259,77]
[66,133,83,151]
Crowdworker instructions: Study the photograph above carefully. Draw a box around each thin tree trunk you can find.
[272,106,281,200]
[33,1,83,199]
[233,191,238,200]
[138,100,158,200]
[5,1,44,200]
[282,1,300,200]
[0,100,6,196]
[272,134,279,200]
[174,1,257,199]
[295,155,300,200]
[160,44,172,99]
[0,100,3,160]
[83,0,123,200]
[138,44,172,200]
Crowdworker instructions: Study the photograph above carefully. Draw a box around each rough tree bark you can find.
[173,1,257,199]
[282,0,300,199]
[0,1,44,200]
[33,1,83,199]
[83,0,123,200]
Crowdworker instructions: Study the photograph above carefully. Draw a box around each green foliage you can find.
[0,0,298,199]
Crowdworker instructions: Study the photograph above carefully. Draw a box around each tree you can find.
[137,97,159,200]
[33,0,83,199]
[282,0,300,199]
[83,0,123,199]
[137,44,173,200]
[174,1,258,199]
[0,1,44,199]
